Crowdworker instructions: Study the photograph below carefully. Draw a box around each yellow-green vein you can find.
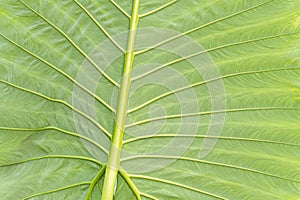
[129,67,300,113]
[126,107,300,128]
[0,126,109,154]
[101,0,140,199]
[0,79,112,138]
[136,0,273,55]
[19,0,119,87]
[0,33,115,113]
[23,182,90,200]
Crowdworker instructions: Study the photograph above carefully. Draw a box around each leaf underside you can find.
[0,0,300,200]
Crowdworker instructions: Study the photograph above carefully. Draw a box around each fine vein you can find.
[129,174,226,199]
[0,155,102,168]
[23,182,90,200]
[129,67,300,113]
[126,107,299,128]
[19,0,119,87]
[73,0,126,53]
[132,32,298,81]
[140,192,159,200]
[110,0,131,19]
[123,134,300,148]
[139,0,179,18]
[0,79,112,138]
[124,155,300,183]
[0,33,115,113]
[0,126,108,154]
[136,0,273,55]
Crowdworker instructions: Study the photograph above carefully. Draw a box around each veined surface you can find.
[0,0,300,199]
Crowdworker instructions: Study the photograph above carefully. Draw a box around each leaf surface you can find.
[0,0,300,199]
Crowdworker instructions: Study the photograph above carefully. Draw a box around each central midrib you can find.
[101,1,140,200]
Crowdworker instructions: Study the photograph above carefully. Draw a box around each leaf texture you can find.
[0,0,300,199]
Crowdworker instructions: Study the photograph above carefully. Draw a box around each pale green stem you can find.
[101,1,140,199]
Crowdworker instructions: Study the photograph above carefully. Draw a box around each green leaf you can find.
[1,0,300,199]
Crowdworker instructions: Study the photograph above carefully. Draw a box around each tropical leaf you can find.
[0,0,300,199]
